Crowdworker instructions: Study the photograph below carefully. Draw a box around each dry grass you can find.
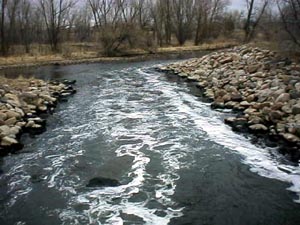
[157,40,238,53]
[0,76,38,91]
[0,40,239,68]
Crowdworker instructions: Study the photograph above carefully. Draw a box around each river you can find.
[0,60,300,225]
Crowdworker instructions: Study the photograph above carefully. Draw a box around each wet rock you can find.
[86,177,121,187]
[225,117,248,132]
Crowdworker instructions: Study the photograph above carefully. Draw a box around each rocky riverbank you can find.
[0,76,76,156]
[159,45,300,162]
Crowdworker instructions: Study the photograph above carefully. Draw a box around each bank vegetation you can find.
[0,0,299,60]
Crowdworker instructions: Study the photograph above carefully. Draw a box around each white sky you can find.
[229,0,246,11]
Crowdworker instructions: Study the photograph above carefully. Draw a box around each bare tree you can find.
[18,0,32,53]
[0,0,7,55]
[73,3,92,42]
[277,0,300,47]
[38,0,76,52]
[171,0,195,45]
[244,0,269,42]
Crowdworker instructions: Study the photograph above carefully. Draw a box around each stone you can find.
[244,108,257,114]
[282,105,292,114]
[292,103,300,115]
[249,124,268,132]
[6,110,21,119]
[5,117,17,126]
[231,93,243,102]
[277,123,286,133]
[240,101,251,107]
[222,94,231,102]
[295,82,300,92]
[282,133,300,143]
[0,125,11,136]
[9,126,21,136]
[4,93,21,107]
[0,112,7,121]
[38,105,47,112]
[25,121,35,128]
[16,122,26,127]
[248,116,263,124]
[269,111,283,122]
[224,117,237,125]
[40,94,56,103]
[248,64,260,73]
[289,90,300,99]
[1,136,18,146]
[220,57,233,64]
[276,93,290,103]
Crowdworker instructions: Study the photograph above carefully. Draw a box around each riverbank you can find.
[159,45,300,162]
[0,77,76,155]
[0,42,236,71]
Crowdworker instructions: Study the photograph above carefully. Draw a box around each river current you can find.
[0,60,300,225]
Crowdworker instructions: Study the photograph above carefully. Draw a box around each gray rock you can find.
[292,103,300,115]
[276,93,290,103]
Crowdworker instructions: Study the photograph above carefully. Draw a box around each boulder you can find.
[282,104,292,114]
[292,103,300,115]
[5,117,17,126]
[0,125,11,136]
[231,93,243,102]
[6,110,21,119]
[220,57,233,64]
[276,93,290,103]
[0,112,7,121]
[247,64,260,73]
[269,111,283,122]
[281,133,300,143]
[249,124,268,132]
[1,136,18,146]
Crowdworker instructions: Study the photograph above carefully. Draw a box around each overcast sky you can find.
[229,0,246,11]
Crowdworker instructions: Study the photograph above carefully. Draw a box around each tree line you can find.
[0,0,300,56]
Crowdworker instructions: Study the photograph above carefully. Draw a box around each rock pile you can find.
[159,45,300,162]
[0,77,76,156]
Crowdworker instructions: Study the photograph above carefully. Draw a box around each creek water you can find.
[0,60,300,225]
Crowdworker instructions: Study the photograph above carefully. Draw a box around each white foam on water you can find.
[2,63,300,225]
[161,80,300,203]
